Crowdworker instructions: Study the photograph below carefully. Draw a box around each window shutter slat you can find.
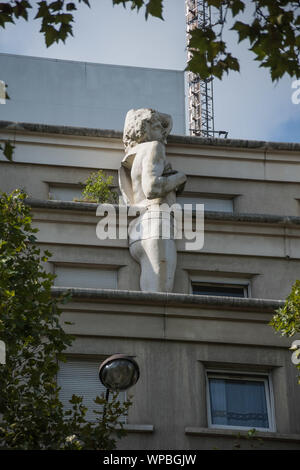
[57,359,125,422]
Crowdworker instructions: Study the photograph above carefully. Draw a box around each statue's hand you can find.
[176,182,186,194]
[175,171,187,184]
[162,169,186,189]
[162,162,174,176]
[174,171,187,194]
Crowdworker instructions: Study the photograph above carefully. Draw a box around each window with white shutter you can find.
[57,358,126,422]
[177,196,233,213]
[54,265,118,290]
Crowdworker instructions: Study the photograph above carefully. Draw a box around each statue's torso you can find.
[128,142,177,245]
[130,142,176,207]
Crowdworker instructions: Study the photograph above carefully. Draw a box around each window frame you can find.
[190,277,250,298]
[177,194,234,213]
[206,369,276,432]
[53,262,119,290]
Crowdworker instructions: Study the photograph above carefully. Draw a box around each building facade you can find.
[1,119,300,449]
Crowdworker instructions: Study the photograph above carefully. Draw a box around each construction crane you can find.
[186,0,228,138]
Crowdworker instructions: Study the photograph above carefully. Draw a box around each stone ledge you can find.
[185,427,300,443]
[26,198,99,212]
[123,424,154,433]
[0,120,123,140]
[1,119,300,152]
[51,287,284,312]
[25,198,300,226]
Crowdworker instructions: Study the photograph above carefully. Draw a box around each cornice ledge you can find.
[26,198,300,226]
[1,120,300,152]
[51,287,283,312]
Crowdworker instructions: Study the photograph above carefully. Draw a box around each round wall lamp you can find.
[99,354,140,393]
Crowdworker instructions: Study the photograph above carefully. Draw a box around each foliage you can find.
[188,0,300,81]
[271,280,300,337]
[0,190,131,449]
[232,428,264,449]
[112,0,163,20]
[1,1,300,81]
[270,279,300,382]
[0,80,13,162]
[0,0,90,47]
[0,141,15,162]
[63,392,132,450]
[79,170,119,203]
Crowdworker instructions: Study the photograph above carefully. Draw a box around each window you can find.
[54,265,118,289]
[48,185,82,202]
[192,282,248,298]
[48,183,120,202]
[57,358,126,422]
[177,195,233,213]
[207,372,275,431]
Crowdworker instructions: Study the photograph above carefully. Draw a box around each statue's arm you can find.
[141,141,186,199]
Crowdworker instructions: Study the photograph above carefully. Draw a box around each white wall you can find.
[0,53,186,134]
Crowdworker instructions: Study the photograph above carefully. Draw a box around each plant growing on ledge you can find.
[270,280,300,383]
[77,170,119,204]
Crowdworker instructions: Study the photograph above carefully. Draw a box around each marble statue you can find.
[119,108,187,292]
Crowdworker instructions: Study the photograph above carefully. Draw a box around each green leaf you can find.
[231,21,250,43]
[35,1,49,20]
[207,0,223,7]
[145,0,163,20]
[44,25,59,47]
[66,3,77,11]
[49,1,64,11]
[231,0,245,17]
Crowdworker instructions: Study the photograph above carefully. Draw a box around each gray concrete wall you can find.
[0,53,186,134]
[4,160,300,217]
[2,123,300,217]
[2,123,300,449]
[27,202,300,300]
[57,290,300,450]
[2,124,300,300]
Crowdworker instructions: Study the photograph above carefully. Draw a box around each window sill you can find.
[123,424,154,433]
[185,427,300,443]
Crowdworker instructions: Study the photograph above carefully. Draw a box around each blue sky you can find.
[0,0,299,142]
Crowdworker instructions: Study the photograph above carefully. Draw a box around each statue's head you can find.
[123,108,173,152]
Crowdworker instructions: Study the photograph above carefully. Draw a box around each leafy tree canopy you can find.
[0,1,300,81]
[0,190,131,449]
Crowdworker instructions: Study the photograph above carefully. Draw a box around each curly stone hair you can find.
[123,108,172,152]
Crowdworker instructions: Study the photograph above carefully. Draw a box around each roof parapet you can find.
[1,120,300,152]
